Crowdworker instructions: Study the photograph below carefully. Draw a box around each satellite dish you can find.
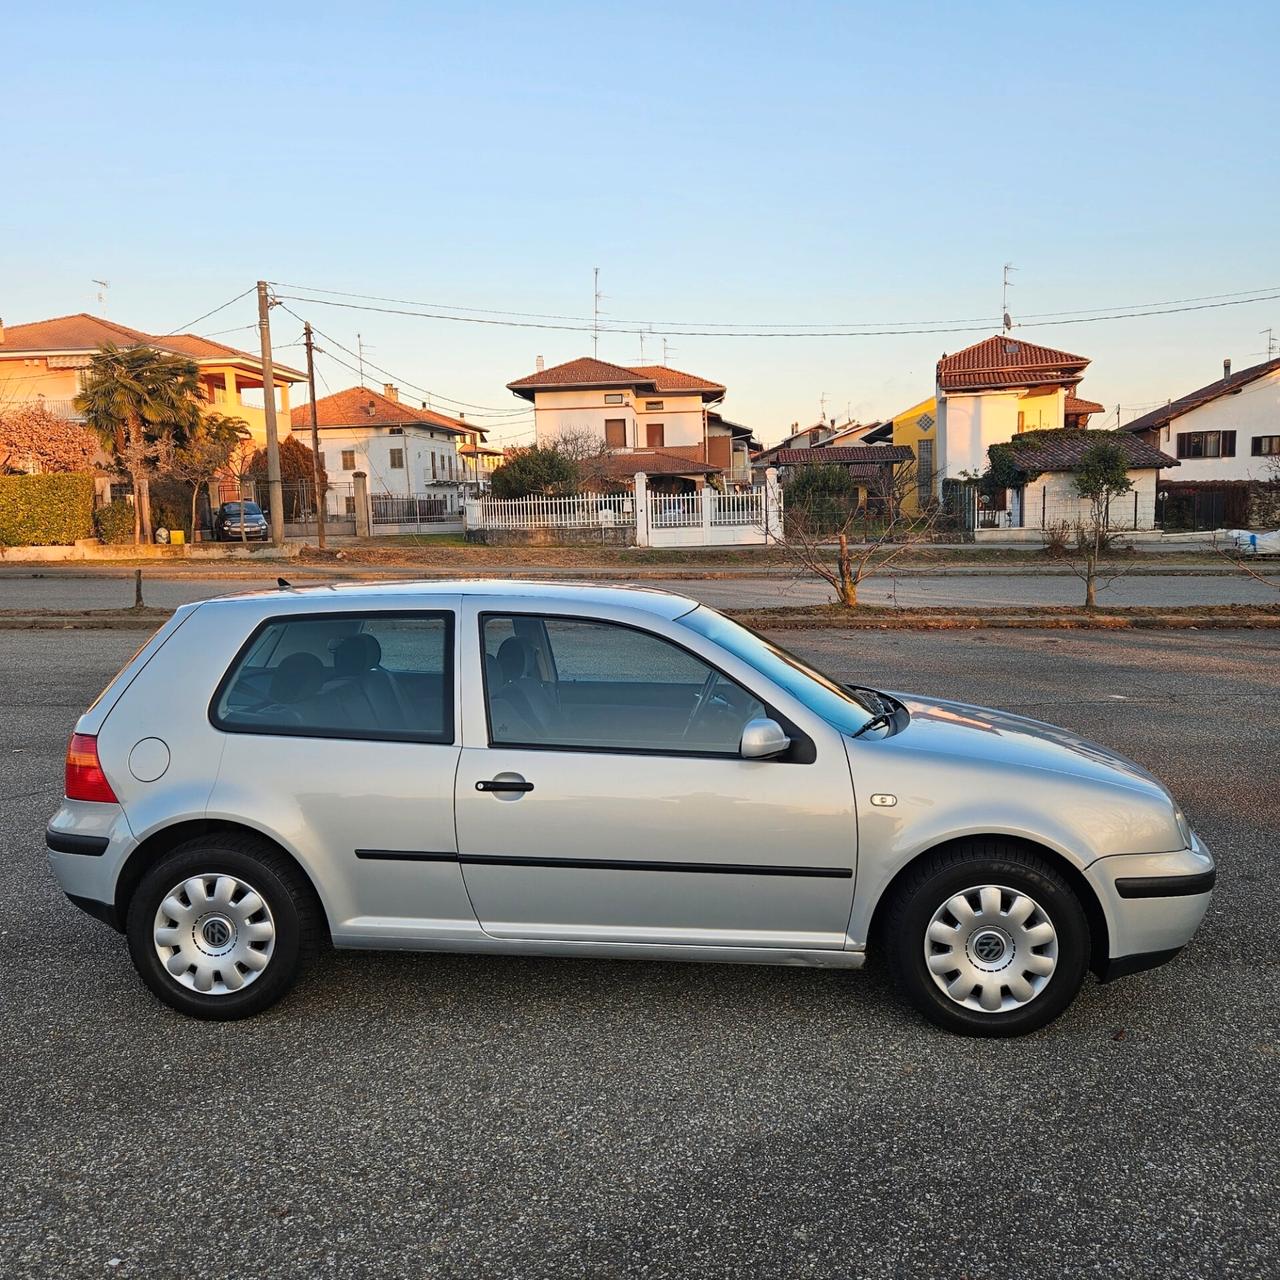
[1003,313,1013,333]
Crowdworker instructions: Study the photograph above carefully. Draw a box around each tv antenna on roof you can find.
[1262,327,1279,360]
[592,267,607,359]
[357,333,374,386]
[1002,263,1017,333]
[92,279,110,316]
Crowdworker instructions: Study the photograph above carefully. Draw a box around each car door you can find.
[207,604,479,941]
[453,602,857,950]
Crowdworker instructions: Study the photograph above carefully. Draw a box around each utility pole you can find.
[304,322,326,549]
[256,280,285,546]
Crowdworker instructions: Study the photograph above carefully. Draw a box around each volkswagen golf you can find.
[45,582,1215,1035]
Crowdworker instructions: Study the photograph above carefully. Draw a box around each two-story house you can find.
[0,313,305,449]
[934,335,1105,494]
[507,356,747,489]
[1118,356,1280,482]
[292,385,468,516]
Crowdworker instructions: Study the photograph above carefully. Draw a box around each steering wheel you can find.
[681,669,721,740]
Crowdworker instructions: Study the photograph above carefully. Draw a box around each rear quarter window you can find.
[211,611,454,743]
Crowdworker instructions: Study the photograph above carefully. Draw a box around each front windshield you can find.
[225,502,262,516]
[679,606,875,736]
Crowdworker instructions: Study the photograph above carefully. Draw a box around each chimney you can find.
[0,317,5,344]
[1223,359,1231,380]
[459,412,466,422]
[535,355,545,372]
[383,383,399,403]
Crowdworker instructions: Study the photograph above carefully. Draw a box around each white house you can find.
[934,336,1104,491]
[506,356,749,488]
[291,384,467,516]
[1118,356,1280,481]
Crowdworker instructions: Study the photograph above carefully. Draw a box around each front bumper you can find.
[1087,833,1215,981]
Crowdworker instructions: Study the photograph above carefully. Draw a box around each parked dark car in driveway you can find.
[213,501,269,542]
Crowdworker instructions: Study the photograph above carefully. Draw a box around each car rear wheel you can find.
[884,841,1090,1037]
[126,834,321,1020]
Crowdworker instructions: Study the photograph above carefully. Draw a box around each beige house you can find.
[508,356,754,488]
[0,313,305,450]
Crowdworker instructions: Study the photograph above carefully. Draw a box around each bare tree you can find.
[779,459,943,606]
[554,425,617,491]
[1043,440,1134,608]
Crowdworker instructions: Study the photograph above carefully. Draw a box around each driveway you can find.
[2,627,1277,1278]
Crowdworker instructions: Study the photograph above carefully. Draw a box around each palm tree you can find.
[75,343,202,543]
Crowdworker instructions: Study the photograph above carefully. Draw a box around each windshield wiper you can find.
[850,711,895,739]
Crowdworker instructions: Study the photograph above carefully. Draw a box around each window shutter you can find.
[1221,431,1236,457]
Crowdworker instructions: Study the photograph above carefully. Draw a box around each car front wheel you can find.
[126,834,321,1020]
[884,841,1090,1037]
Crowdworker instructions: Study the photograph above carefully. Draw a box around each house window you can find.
[1177,430,1236,459]
[604,393,624,405]
[344,495,356,516]
[389,448,405,470]
[389,427,404,436]
[917,438,934,505]
[646,423,665,448]
[1016,411,1025,433]
[604,419,627,448]
[431,453,438,479]
[1251,435,1280,456]
[341,449,356,471]
[644,401,664,412]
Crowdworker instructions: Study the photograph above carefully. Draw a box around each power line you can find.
[163,286,256,336]
[272,279,1280,333]
[274,287,1280,340]
[275,302,531,416]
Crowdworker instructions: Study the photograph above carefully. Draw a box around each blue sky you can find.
[4,1,1278,445]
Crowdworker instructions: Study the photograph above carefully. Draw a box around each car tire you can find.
[126,833,322,1020]
[883,840,1090,1037]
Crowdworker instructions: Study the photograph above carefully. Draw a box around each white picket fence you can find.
[467,472,782,547]
[475,493,635,530]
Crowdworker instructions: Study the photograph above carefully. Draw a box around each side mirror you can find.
[740,717,791,760]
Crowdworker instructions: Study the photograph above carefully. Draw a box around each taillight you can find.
[65,733,118,803]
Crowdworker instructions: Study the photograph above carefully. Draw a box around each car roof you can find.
[198,579,702,620]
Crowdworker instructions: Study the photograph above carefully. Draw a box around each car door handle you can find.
[476,778,534,793]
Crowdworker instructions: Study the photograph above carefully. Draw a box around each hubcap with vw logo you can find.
[153,873,276,996]
[923,884,1059,1014]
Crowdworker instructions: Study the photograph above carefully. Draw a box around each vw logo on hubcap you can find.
[201,916,233,949]
[970,929,1009,965]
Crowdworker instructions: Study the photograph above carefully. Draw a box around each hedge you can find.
[0,472,96,546]
[94,498,136,544]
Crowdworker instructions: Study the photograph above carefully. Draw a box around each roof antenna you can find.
[92,279,110,317]
[1002,263,1017,333]
[593,267,606,358]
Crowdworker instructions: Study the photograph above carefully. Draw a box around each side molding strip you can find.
[354,850,851,878]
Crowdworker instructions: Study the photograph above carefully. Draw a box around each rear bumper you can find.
[46,801,136,930]
[1087,834,1215,978]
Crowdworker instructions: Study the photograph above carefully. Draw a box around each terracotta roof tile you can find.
[938,335,1090,391]
[508,356,724,400]
[291,386,468,434]
[1119,357,1280,434]
[774,445,915,465]
[1002,428,1176,472]
[599,449,719,477]
[1064,394,1105,416]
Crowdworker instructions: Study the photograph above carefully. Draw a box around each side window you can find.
[213,612,454,742]
[481,614,764,754]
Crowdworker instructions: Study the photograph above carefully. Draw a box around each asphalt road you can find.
[1,566,1278,611]
[2,627,1278,1278]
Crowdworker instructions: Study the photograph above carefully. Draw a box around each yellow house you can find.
[890,396,938,513]
[0,313,305,450]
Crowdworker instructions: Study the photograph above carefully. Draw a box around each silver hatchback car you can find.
[47,581,1215,1036]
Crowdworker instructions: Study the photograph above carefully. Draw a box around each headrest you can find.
[333,633,382,675]
[497,636,532,682]
[484,652,502,687]
[270,651,325,703]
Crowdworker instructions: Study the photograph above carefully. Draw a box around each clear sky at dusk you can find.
[4,1,1278,445]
